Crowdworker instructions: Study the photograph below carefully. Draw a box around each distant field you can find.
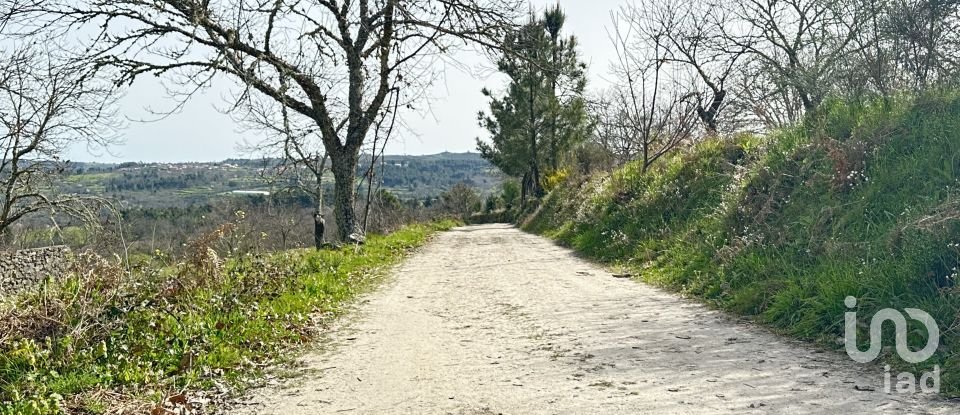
[61,152,502,209]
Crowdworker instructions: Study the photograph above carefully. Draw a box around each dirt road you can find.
[234,224,954,414]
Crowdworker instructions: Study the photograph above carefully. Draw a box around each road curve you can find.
[233,224,955,414]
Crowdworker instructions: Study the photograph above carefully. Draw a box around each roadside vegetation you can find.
[521,94,960,396]
[0,220,458,414]
[2,0,960,409]
[459,0,960,399]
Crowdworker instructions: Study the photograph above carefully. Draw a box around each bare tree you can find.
[0,44,117,237]
[247,80,400,246]
[591,90,639,167]
[886,0,960,90]
[725,62,807,130]
[3,0,521,241]
[716,0,960,112]
[626,0,744,135]
[606,9,698,173]
[241,97,331,248]
[720,0,869,115]
[360,89,399,234]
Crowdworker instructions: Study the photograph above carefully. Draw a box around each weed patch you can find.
[0,220,457,414]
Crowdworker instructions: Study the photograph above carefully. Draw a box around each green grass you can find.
[0,220,458,414]
[61,173,115,194]
[523,93,960,397]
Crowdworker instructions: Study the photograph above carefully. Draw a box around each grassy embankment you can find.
[0,220,458,414]
[523,94,960,396]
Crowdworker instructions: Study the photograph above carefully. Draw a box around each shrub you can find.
[542,169,569,192]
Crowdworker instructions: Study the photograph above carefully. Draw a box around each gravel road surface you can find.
[234,224,955,414]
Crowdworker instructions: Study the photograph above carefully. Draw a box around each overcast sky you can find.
[66,0,628,163]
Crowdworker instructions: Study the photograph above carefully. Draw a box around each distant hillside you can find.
[374,153,501,199]
[63,152,501,209]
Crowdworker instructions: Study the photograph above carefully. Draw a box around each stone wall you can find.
[0,246,72,297]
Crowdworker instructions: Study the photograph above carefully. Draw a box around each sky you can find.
[66,0,628,163]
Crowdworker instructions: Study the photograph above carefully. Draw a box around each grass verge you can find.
[0,220,458,414]
[523,93,960,397]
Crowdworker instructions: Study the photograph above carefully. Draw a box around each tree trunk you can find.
[331,152,359,242]
[530,161,541,197]
[699,90,725,136]
[528,67,542,199]
[313,153,328,249]
[550,33,559,172]
[521,171,530,210]
[313,213,325,250]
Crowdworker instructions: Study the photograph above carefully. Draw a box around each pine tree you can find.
[477,6,588,203]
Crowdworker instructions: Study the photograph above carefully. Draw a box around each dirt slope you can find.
[232,224,955,414]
